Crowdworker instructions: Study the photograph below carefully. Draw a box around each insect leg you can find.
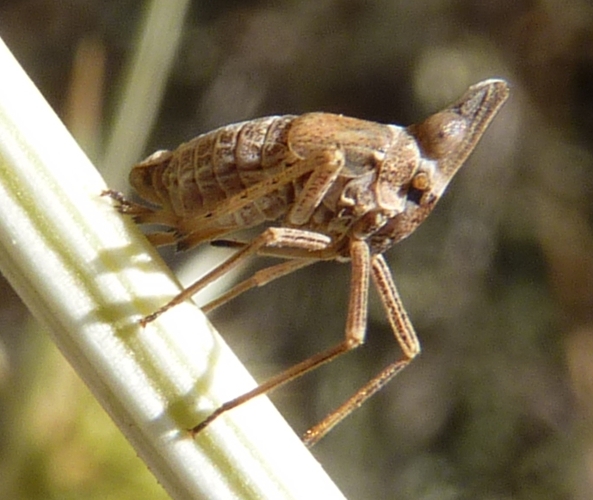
[144,225,240,247]
[202,258,315,313]
[144,231,179,247]
[189,239,371,437]
[141,227,332,325]
[102,189,179,233]
[302,253,420,447]
[286,146,345,225]
[174,148,345,251]
[102,189,155,216]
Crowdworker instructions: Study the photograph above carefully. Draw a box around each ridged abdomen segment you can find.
[157,116,297,229]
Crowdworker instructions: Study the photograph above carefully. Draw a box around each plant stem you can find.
[0,36,345,500]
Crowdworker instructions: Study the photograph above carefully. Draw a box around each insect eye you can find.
[415,111,467,159]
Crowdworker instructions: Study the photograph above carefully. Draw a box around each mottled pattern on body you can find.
[107,80,509,445]
[129,111,432,253]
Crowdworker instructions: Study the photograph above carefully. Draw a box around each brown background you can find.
[1,1,592,499]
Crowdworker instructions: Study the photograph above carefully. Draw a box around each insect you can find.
[105,79,509,447]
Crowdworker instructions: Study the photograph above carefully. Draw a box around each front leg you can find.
[287,146,345,225]
[302,253,421,446]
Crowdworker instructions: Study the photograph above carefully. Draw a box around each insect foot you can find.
[114,79,509,445]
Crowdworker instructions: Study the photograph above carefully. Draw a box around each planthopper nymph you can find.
[105,79,509,446]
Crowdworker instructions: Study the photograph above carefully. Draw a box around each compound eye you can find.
[416,111,467,159]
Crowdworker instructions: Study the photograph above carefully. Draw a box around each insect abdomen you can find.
[133,115,298,226]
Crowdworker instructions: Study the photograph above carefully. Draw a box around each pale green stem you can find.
[0,37,346,500]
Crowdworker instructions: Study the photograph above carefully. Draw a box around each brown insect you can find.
[105,79,509,447]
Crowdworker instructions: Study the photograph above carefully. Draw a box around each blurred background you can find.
[1,1,593,499]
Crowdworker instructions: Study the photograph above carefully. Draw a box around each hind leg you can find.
[141,226,333,325]
[102,189,181,242]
